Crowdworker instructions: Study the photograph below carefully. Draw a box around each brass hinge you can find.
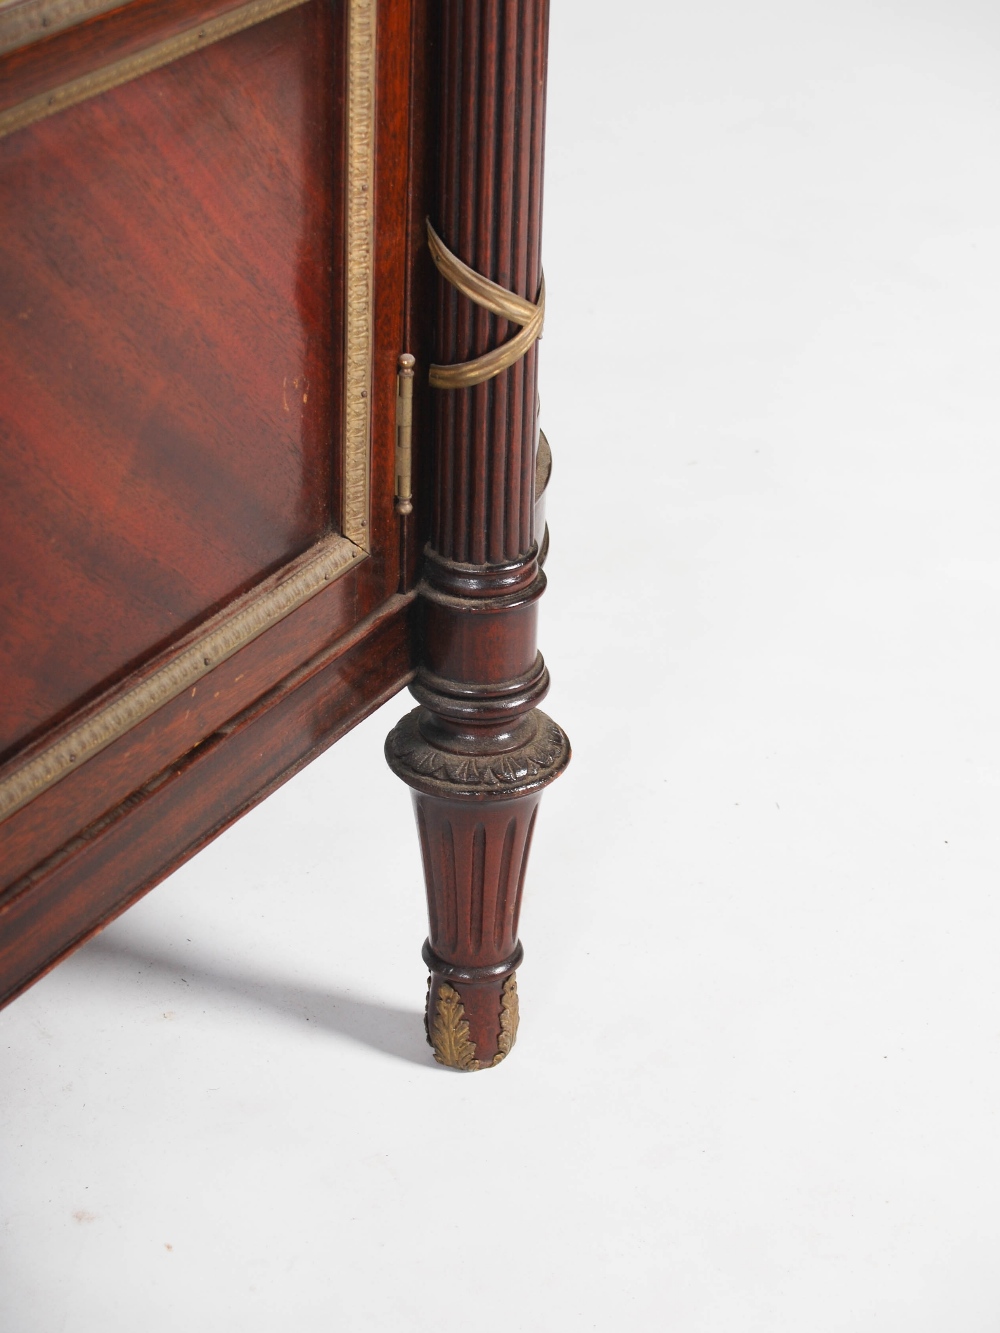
[394,352,415,516]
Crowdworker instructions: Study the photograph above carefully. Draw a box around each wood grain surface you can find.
[0,594,415,1009]
[0,0,337,761]
[0,0,421,1010]
[0,0,139,57]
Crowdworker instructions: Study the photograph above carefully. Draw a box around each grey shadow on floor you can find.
[72,934,432,1068]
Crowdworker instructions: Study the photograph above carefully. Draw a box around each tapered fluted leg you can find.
[387,707,568,1067]
[386,0,567,1068]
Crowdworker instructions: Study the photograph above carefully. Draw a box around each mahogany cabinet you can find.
[0,0,568,1070]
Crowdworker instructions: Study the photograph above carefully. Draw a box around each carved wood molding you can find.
[385,707,569,799]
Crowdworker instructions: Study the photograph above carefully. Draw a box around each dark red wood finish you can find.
[0,595,415,1009]
[432,0,546,567]
[0,0,567,1065]
[0,0,126,57]
[0,0,296,108]
[0,0,338,759]
[0,0,421,1008]
[1,545,377,893]
[386,0,569,1071]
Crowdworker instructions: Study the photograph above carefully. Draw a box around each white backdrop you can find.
[4,2,1000,1329]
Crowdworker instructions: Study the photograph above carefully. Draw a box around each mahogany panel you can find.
[0,555,406,891]
[0,0,336,760]
[0,594,414,1010]
[0,0,421,1011]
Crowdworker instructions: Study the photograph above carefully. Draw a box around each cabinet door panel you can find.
[0,0,420,1011]
[0,0,337,760]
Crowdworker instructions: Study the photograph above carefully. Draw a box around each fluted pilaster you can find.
[432,0,548,565]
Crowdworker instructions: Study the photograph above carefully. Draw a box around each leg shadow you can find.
[73,933,431,1068]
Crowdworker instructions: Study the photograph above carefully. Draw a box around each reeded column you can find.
[386,0,569,1069]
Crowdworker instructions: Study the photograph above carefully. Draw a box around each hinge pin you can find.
[395,353,415,516]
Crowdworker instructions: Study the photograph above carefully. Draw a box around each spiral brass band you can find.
[426,220,545,390]
[427,221,536,322]
[422,939,524,984]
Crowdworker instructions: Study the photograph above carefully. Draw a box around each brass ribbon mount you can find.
[427,220,545,390]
